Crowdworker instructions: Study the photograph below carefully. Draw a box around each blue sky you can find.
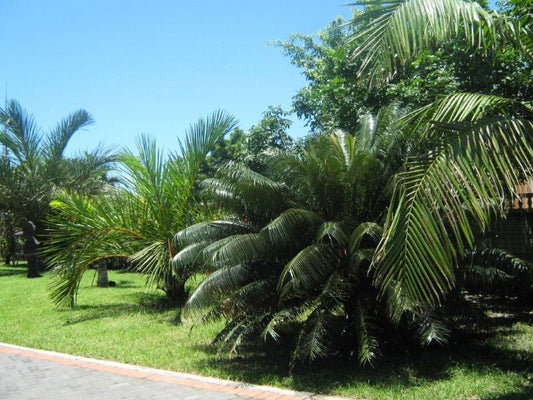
[1,1,353,156]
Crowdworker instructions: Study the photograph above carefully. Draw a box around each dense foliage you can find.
[0,100,114,271]
[36,0,533,370]
[278,3,532,134]
[174,107,453,366]
[204,106,294,175]
[45,111,236,306]
[172,0,533,366]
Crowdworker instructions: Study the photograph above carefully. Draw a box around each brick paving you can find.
[0,343,324,400]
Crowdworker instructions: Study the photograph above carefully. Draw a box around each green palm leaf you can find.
[354,300,380,366]
[316,221,348,247]
[211,233,270,266]
[264,208,322,247]
[348,0,499,83]
[202,163,289,221]
[349,222,383,252]
[412,307,450,346]
[185,263,253,311]
[174,220,251,246]
[171,241,209,274]
[375,112,533,306]
[45,109,94,160]
[0,100,43,170]
[292,307,329,363]
[278,244,340,297]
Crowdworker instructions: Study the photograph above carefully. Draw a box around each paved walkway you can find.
[0,343,335,400]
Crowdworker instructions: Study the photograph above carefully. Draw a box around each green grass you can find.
[0,263,531,399]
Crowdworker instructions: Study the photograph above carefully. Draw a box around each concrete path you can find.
[0,343,335,400]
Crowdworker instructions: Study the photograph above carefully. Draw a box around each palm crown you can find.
[46,111,237,306]
[174,107,440,366]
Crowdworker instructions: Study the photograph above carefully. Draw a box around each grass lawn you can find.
[0,262,531,399]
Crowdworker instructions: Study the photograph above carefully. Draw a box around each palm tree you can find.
[346,0,533,307]
[45,110,237,307]
[174,107,446,366]
[0,100,115,276]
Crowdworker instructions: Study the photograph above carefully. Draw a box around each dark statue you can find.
[20,218,41,278]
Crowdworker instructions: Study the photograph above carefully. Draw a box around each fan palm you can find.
[0,100,115,275]
[45,110,237,307]
[174,107,445,366]
[346,0,533,307]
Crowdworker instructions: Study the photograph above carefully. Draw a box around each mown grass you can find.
[0,262,531,399]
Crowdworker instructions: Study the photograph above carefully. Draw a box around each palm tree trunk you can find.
[163,277,188,306]
[97,262,109,287]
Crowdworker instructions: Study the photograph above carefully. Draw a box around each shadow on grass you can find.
[485,385,533,400]
[0,264,27,277]
[62,292,182,325]
[189,295,532,396]
[106,279,139,289]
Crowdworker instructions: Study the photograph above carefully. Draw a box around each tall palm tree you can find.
[45,110,237,307]
[174,107,445,366]
[0,100,115,276]
[347,0,533,306]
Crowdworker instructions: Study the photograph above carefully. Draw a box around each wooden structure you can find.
[484,181,533,261]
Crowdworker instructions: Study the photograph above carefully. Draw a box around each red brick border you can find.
[0,343,315,400]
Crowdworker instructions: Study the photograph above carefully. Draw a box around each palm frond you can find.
[0,100,43,170]
[463,247,532,289]
[262,310,291,342]
[464,265,512,287]
[465,247,532,275]
[349,222,383,252]
[230,279,278,314]
[354,300,380,367]
[412,307,450,346]
[348,0,499,84]
[374,115,533,306]
[174,220,251,246]
[214,313,272,355]
[171,241,209,275]
[176,110,237,182]
[185,263,253,311]
[45,190,147,305]
[291,306,329,364]
[316,221,348,247]
[201,235,243,266]
[264,208,322,247]
[202,163,289,221]
[279,244,340,297]
[59,147,116,194]
[400,93,531,135]
[518,14,533,60]
[45,109,94,160]
[211,233,270,267]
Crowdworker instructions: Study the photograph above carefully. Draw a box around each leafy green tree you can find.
[204,106,294,175]
[45,111,237,307]
[278,5,532,134]
[244,106,293,173]
[0,100,115,275]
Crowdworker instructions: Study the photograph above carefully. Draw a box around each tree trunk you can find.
[163,277,189,307]
[97,262,109,287]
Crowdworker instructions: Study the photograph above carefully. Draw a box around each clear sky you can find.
[1,1,353,156]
